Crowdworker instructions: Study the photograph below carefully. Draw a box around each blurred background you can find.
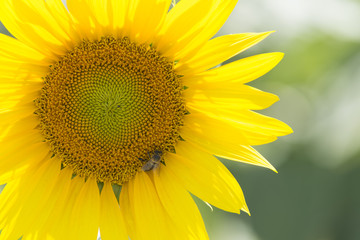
[1,0,360,239]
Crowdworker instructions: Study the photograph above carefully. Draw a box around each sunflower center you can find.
[35,36,185,184]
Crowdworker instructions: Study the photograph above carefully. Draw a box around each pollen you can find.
[35,36,186,184]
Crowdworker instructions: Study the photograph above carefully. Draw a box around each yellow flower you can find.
[0,0,292,239]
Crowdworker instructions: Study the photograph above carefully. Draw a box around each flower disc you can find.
[35,36,186,184]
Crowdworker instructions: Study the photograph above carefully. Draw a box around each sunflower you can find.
[0,0,292,239]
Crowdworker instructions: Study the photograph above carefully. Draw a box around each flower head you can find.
[0,0,292,239]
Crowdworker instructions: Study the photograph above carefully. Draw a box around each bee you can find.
[139,150,163,171]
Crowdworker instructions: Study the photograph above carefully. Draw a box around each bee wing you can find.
[152,163,161,176]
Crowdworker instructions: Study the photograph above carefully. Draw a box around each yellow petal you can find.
[152,167,209,239]
[0,164,29,185]
[219,145,278,172]
[0,142,50,182]
[20,232,39,240]
[157,0,238,60]
[70,178,100,240]
[1,85,42,113]
[155,0,215,59]
[0,179,19,232]
[0,87,40,101]
[43,175,84,240]
[187,105,293,142]
[175,0,238,60]
[184,52,284,84]
[167,141,249,214]
[100,182,128,240]
[182,112,264,146]
[180,117,278,171]
[68,0,123,39]
[0,110,39,137]
[0,33,45,63]
[119,180,138,240]
[0,114,38,138]
[185,84,279,110]
[0,117,47,177]
[45,0,81,45]
[107,0,128,35]
[71,0,125,39]
[176,31,273,75]
[0,56,46,82]
[0,158,61,239]
[120,171,172,240]
[32,167,72,239]
[127,0,172,44]
[0,0,72,57]
[66,0,101,40]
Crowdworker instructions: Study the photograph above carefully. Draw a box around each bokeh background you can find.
[1,0,360,239]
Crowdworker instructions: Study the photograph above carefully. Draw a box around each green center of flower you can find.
[35,36,185,184]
